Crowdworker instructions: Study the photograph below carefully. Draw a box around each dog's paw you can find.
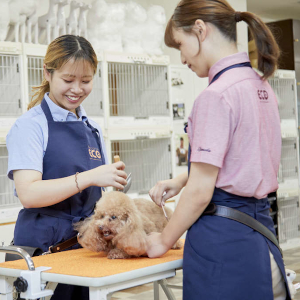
[123,245,146,256]
[172,239,183,249]
[107,248,131,259]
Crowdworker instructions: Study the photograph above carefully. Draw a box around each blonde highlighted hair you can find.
[165,0,280,80]
[28,35,98,110]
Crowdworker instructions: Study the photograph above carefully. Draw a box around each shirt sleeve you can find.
[6,117,44,180]
[188,90,234,168]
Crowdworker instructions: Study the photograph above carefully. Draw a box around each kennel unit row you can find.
[268,70,300,245]
[0,41,174,218]
[0,42,172,129]
[268,71,300,193]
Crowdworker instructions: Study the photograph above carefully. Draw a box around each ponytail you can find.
[27,79,50,110]
[240,11,280,80]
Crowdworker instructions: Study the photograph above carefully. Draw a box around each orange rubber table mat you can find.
[0,246,184,278]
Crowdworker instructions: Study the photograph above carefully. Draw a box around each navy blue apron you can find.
[14,98,105,300]
[183,63,291,300]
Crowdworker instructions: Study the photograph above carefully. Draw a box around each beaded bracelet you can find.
[75,172,82,193]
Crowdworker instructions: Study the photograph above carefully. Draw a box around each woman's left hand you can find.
[146,232,170,258]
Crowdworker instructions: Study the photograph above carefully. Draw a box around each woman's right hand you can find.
[149,178,182,207]
[89,161,127,190]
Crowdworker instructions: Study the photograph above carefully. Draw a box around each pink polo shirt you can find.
[187,52,281,199]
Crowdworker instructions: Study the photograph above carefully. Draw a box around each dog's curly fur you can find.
[74,191,183,259]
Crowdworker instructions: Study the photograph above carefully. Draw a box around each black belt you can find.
[203,203,282,256]
[44,235,79,254]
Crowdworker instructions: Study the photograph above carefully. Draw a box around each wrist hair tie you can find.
[235,11,242,23]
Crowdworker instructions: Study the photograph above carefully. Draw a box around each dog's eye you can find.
[111,215,117,220]
[101,215,104,219]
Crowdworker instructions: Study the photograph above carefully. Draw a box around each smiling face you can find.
[172,27,209,78]
[44,59,94,114]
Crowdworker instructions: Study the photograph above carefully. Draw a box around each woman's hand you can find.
[149,173,187,207]
[89,161,128,190]
[146,232,170,258]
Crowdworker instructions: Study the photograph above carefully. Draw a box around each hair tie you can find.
[235,11,242,23]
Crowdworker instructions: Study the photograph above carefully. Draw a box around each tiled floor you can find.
[111,247,300,300]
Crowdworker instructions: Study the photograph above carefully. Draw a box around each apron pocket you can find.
[183,233,222,300]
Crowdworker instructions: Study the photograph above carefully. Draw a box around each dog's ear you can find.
[120,207,143,231]
[73,217,91,234]
[120,213,129,222]
[75,216,108,252]
[112,207,147,256]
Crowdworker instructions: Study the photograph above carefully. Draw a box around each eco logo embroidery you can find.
[257,90,269,102]
[198,147,211,152]
[89,146,101,160]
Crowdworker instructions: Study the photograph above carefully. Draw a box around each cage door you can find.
[108,62,169,117]
[268,78,296,120]
[141,138,172,194]
[0,146,19,207]
[0,55,22,116]
[280,139,298,179]
[111,138,172,194]
[28,56,44,103]
[278,197,300,243]
[82,62,104,116]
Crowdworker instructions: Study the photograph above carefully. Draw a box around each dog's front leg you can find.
[107,248,131,259]
[114,230,147,257]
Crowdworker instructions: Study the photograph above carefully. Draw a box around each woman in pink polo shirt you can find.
[146,1,290,299]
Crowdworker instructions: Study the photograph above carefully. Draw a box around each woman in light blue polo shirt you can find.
[6,35,128,300]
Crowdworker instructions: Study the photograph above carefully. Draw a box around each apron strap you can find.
[86,119,106,165]
[211,62,252,83]
[41,98,54,122]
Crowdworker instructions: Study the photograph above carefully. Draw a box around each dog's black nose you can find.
[99,226,103,231]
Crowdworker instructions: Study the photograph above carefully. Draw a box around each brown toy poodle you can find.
[74,191,183,259]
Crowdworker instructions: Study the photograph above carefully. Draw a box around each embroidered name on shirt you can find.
[257,90,269,102]
[198,147,211,152]
[89,146,101,160]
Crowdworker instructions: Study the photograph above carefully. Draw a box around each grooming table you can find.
[0,246,184,300]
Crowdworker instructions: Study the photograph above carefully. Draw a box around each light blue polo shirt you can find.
[7,93,108,182]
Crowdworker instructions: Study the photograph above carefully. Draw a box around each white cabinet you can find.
[103,53,173,198]
[269,70,300,246]
[0,42,175,211]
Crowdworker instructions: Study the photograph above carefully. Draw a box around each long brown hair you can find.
[165,0,280,80]
[28,35,98,110]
